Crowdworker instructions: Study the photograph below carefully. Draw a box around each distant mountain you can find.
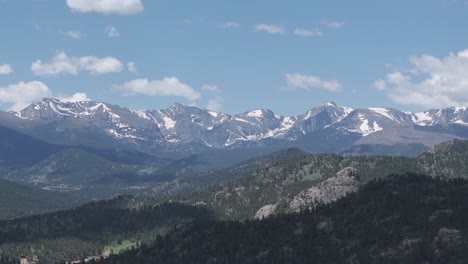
[4,148,172,199]
[0,121,164,168]
[5,98,468,157]
[0,124,63,167]
[0,178,77,220]
[149,147,310,198]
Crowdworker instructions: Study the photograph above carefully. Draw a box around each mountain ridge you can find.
[4,98,468,156]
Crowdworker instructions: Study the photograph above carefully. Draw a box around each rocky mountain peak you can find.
[8,98,468,155]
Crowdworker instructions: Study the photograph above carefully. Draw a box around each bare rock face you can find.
[255,204,278,219]
[426,139,463,154]
[432,228,466,256]
[289,167,361,212]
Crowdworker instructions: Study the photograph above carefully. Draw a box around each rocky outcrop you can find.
[289,167,361,212]
[426,139,466,154]
[255,204,277,219]
[432,228,466,257]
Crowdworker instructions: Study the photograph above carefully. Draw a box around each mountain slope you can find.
[0,124,63,167]
[0,199,214,263]
[0,179,77,220]
[164,139,468,220]
[4,148,170,197]
[102,175,468,264]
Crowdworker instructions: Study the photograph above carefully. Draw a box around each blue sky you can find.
[1,0,468,115]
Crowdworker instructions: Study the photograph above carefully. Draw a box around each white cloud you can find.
[321,20,345,28]
[253,24,286,34]
[127,62,137,73]
[0,64,13,75]
[206,95,223,112]
[219,22,240,29]
[375,49,468,109]
[285,73,342,92]
[202,84,220,92]
[0,81,52,111]
[63,30,82,39]
[373,79,387,91]
[66,0,143,15]
[118,77,201,101]
[293,28,323,37]
[58,92,91,102]
[202,85,223,112]
[31,51,123,76]
[105,25,120,37]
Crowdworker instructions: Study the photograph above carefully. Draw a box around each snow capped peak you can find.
[11,98,468,149]
[246,109,265,118]
[453,106,468,114]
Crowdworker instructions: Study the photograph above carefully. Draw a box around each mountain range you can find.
[4,98,468,158]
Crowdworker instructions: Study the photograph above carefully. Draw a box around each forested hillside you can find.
[0,179,77,220]
[101,175,468,264]
[0,198,212,263]
[164,140,468,220]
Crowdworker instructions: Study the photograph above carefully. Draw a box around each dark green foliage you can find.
[0,179,77,220]
[101,175,468,264]
[0,198,213,263]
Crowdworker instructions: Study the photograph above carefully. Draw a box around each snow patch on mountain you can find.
[131,110,151,120]
[412,112,434,126]
[369,107,400,123]
[163,116,176,129]
[347,114,383,136]
[247,109,265,118]
[454,107,468,114]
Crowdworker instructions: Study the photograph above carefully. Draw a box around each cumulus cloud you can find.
[58,92,91,102]
[127,62,137,73]
[219,22,240,29]
[253,24,285,34]
[0,64,13,75]
[118,77,201,101]
[105,25,120,37]
[66,0,143,15]
[0,81,52,111]
[206,96,223,112]
[202,85,223,112]
[293,28,323,37]
[202,84,220,92]
[321,20,345,28]
[31,51,123,76]
[374,49,468,109]
[63,30,82,39]
[285,73,342,92]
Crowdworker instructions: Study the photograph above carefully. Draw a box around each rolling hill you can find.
[0,179,77,220]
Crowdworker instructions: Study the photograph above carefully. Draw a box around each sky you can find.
[1,0,468,116]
